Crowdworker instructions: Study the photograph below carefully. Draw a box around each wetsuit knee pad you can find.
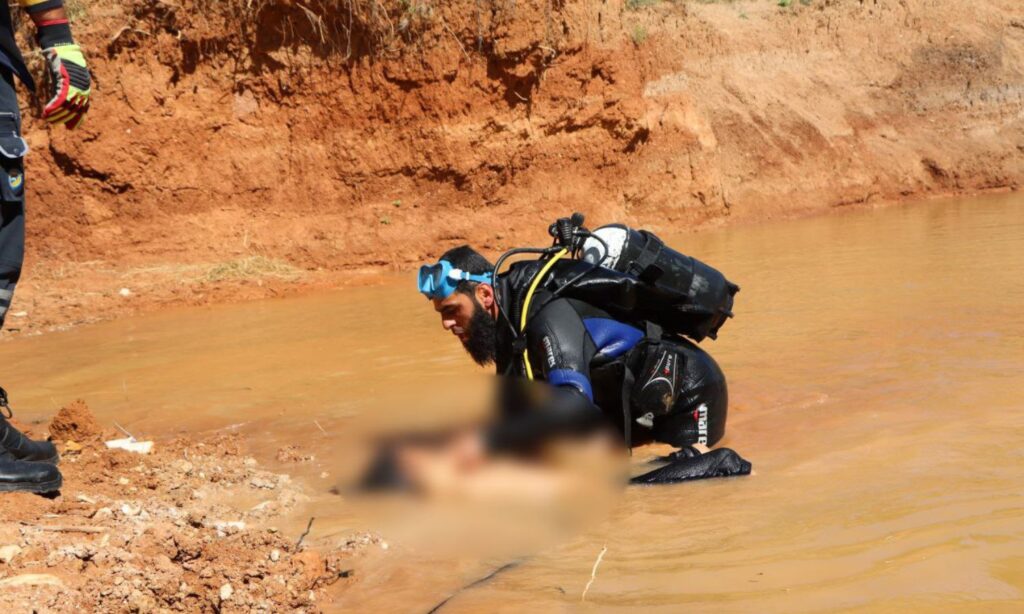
[647,342,728,447]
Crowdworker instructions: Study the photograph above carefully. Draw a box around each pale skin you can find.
[394,284,500,491]
[432,282,498,345]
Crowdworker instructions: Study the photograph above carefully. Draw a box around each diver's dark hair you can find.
[440,245,494,295]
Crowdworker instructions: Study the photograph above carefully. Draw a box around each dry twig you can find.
[19,523,105,534]
[296,517,315,549]
[581,544,607,602]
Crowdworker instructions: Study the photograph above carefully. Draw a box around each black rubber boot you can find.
[0,450,62,493]
[0,387,60,464]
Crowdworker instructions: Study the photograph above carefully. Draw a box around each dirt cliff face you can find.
[9,0,1024,332]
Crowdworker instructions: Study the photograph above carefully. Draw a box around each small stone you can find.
[250,501,274,512]
[209,520,246,536]
[269,549,280,562]
[249,477,276,490]
[92,507,114,520]
[243,457,258,467]
[118,477,130,486]
[319,472,329,479]
[76,494,97,504]
[0,574,63,588]
[120,504,141,517]
[0,544,23,564]
[219,583,233,602]
[119,287,132,297]
[114,576,124,586]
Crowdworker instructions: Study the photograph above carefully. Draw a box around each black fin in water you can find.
[631,448,752,485]
[646,445,702,464]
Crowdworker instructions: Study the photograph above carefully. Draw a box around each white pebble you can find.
[0,544,23,564]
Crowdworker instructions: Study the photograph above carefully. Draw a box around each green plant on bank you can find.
[64,0,88,22]
[632,24,648,44]
[216,0,448,61]
[398,0,433,33]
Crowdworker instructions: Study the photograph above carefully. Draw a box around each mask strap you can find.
[448,269,493,284]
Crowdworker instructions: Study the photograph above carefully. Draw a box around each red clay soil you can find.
[0,402,374,612]
[5,0,1024,335]
[45,399,103,442]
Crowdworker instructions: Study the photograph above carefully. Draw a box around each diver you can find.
[413,216,751,484]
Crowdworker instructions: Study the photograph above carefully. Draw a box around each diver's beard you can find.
[462,303,497,367]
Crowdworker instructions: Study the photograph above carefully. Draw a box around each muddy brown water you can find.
[2,193,1023,611]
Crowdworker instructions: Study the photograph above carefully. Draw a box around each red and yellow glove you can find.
[36,18,91,129]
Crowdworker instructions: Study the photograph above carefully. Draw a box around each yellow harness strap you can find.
[519,248,569,380]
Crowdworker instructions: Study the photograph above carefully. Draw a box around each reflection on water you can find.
[2,193,1023,611]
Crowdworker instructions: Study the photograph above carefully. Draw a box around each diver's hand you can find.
[449,431,486,471]
[42,44,91,129]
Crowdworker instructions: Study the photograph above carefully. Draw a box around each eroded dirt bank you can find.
[8,0,1024,334]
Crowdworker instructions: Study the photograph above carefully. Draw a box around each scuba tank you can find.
[493,215,739,344]
[576,224,738,341]
[490,215,740,454]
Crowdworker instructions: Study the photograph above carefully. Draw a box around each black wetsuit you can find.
[490,260,728,452]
